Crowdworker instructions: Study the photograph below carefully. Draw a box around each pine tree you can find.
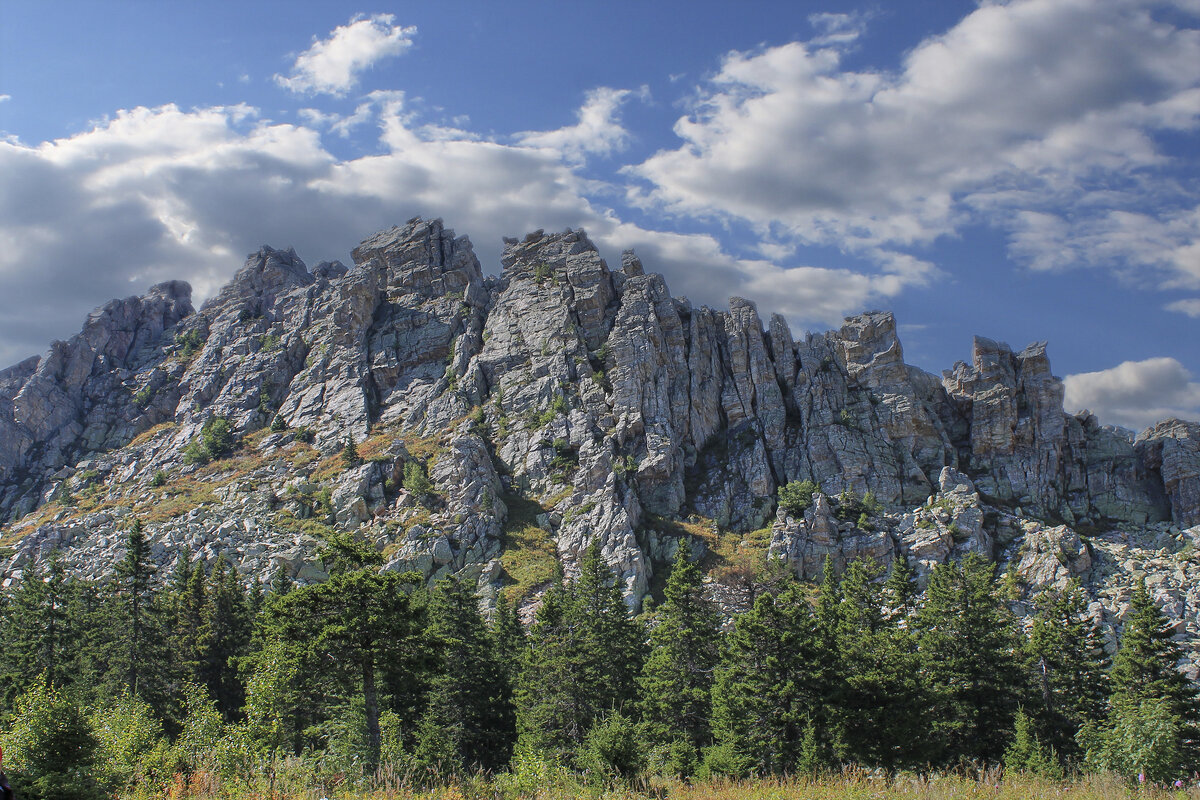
[711,579,820,775]
[638,539,721,753]
[257,559,428,767]
[914,553,1025,766]
[419,575,515,771]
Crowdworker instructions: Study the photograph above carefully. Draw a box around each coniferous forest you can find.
[3,519,1200,799]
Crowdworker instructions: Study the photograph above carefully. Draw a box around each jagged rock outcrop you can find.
[1137,419,1200,528]
[0,218,1196,650]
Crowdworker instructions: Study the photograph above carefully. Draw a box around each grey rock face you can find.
[0,218,1195,644]
[1137,420,1200,527]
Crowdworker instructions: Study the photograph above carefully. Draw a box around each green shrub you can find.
[403,460,432,496]
[174,329,204,360]
[578,711,643,781]
[778,480,820,516]
[3,675,107,800]
[182,416,235,466]
[835,488,867,522]
[270,414,287,432]
[1079,697,1183,782]
[90,692,173,795]
[150,470,167,488]
[697,740,748,780]
[132,384,154,407]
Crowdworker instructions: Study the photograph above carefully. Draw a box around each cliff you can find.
[1,219,1197,668]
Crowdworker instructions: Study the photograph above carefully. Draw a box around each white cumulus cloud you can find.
[275,14,416,97]
[628,0,1200,292]
[516,86,646,163]
[1064,357,1200,430]
[0,95,893,368]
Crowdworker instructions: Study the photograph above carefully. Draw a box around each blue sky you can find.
[1,0,1198,429]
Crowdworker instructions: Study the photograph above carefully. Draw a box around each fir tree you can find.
[2,550,77,698]
[420,575,515,771]
[836,557,929,769]
[168,553,208,691]
[638,539,721,754]
[711,579,820,775]
[1024,580,1109,759]
[105,518,172,718]
[514,579,577,760]
[814,555,846,758]
[515,544,642,763]
[883,552,919,625]
[1005,707,1063,779]
[914,553,1025,766]
[566,542,644,717]
[492,593,526,689]
[202,555,252,719]
[1108,577,1200,765]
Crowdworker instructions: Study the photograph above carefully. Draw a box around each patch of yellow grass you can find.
[129,421,179,448]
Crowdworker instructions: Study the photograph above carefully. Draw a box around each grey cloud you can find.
[1064,357,1200,430]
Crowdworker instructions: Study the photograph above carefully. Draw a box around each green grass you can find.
[498,493,559,604]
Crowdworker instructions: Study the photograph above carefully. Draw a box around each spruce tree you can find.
[914,554,1025,765]
[836,557,929,769]
[419,575,515,772]
[1109,577,1200,765]
[1025,580,1109,759]
[711,579,820,775]
[638,539,720,754]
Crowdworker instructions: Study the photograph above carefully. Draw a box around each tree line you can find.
[1,520,1197,798]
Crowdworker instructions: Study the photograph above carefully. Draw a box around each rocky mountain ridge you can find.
[1,218,1198,666]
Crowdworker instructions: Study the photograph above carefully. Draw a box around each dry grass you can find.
[129,422,179,448]
[133,769,1200,800]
